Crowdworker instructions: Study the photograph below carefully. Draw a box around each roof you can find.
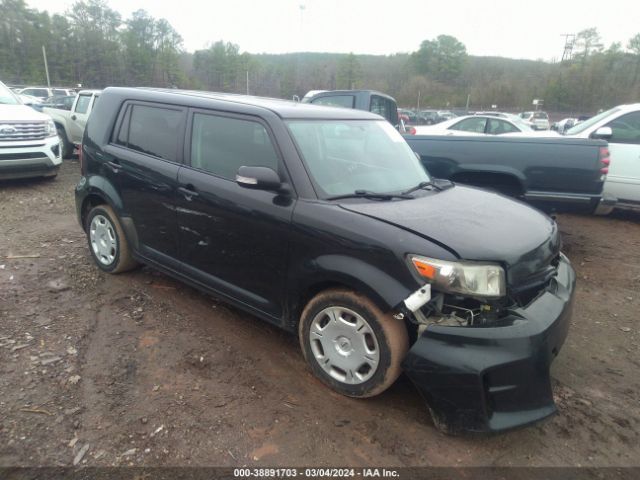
[128,87,382,120]
[305,89,396,101]
[617,103,640,111]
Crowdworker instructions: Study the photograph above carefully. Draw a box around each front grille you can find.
[0,122,48,141]
[0,152,48,161]
[510,254,560,306]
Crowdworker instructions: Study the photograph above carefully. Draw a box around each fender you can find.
[49,120,69,138]
[83,174,124,214]
[76,174,139,250]
[286,254,414,329]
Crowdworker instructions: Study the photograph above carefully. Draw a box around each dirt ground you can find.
[1,160,639,468]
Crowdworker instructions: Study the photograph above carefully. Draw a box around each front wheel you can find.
[299,289,409,398]
[57,127,73,159]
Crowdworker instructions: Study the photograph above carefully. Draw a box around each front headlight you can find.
[408,255,506,298]
[45,119,56,137]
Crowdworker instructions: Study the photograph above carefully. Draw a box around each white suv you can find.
[520,111,550,130]
[0,81,62,180]
[565,104,640,210]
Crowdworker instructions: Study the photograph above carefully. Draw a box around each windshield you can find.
[565,107,620,135]
[287,120,430,198]
[0,82,21,105]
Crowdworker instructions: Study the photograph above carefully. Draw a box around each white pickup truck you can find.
[564,104,640,211]
[44,90,101,158]
[0,81,62,180]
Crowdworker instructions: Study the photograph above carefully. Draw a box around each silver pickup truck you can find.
[44,90,101,158]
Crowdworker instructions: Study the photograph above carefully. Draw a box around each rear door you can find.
[603,111,640,203]
[176,109,295,320]
[105,101,186,262]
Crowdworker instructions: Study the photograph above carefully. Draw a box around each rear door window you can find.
[450,117,487,133]
[487,119,519,134]
[311,95,355,108]
[189,113,279,180]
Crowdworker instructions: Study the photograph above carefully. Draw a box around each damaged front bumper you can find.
[402,254,576,433]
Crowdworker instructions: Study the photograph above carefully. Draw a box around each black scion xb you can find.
[75,87,576,433]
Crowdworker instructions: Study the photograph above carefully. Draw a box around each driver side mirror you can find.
[592,126,612,140]
[236,166,282,191]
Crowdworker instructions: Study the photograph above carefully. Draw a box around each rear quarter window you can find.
[115,104,183,161]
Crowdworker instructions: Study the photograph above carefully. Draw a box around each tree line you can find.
[2,0,639,113]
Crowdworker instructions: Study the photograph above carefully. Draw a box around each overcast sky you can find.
[26,0,640,60]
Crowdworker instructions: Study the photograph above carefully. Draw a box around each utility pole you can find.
[246,70,249,95]
[417,90,421,111]
[465,93,471,111]
[561,34,575,62]
[42,45,51,88]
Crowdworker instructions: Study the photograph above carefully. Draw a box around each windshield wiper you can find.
[401,179,454,195]
[326,189,414,201]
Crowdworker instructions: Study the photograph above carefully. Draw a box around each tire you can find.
[85,205,138,273]
[57,127,73,159]
[299,288,409,398]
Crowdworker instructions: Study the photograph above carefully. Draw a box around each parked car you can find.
[17,93,42,107]
[563,103,640,210]
[520,111,550,130]
[31,95,76,113]
[0,80,62,179]
[552,117,579,134]
[405,132,611,213]
[76,86,576,433]
[398,108,418,125]
[418,110,440,125]
[301,89,399,127]
[17,86,76,100]
[414,114,537,136]
[43,90,101,158]
[436,110,457,121]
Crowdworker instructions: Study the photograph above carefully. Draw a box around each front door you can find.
[176,110,295,321]
[68,93,94,144]
[603,111,640,203]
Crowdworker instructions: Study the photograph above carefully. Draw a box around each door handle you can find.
[178,185,200,200]
[71,115,77,120]
[106,160,121,173]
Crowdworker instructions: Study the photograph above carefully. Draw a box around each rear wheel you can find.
[299,289,408,398]
[85,205,138,273]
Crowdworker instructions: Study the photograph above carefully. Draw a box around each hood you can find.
[0,104,50,122]
[339,185,561,289]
